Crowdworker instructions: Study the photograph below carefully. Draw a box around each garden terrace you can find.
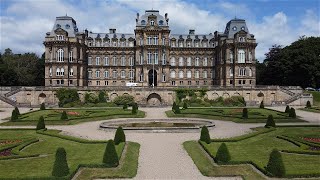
[166,107,305,123]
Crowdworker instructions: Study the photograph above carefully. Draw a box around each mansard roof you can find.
[136,10,168,26]
[88,32,135,40]
[50,15,78,37]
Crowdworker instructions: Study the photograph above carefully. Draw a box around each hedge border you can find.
[211,128,275,142]
[0,138,40,160]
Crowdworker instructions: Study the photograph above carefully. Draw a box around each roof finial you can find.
[152,0,154,10]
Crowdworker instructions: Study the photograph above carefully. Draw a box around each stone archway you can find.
[38,93,47,104]
[110,93,118,101]
[147,93,162,106]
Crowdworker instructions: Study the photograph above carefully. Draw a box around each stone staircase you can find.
[0,87,30,107]
[279,86,303,105]
[4,87,23,97]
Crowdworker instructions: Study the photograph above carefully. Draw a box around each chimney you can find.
[165,13,168,19]
[109,28,116,34]
[189,29,195,35]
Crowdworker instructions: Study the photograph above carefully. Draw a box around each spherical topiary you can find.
[103,140,119,167]
[285,105,290,113]
[306,101,311,108]
[289,108,296,118]
[36,116,46,130]
[215,143,231,163]
[60,111,68,120]
[11,109,18,121]
[259,101,264,108]
[14,107,20,115]
[52,147,69,177]
[266,149,286,177]
[265,115,276,128]
[183,102,188,109]
[200,126,211,144]
[40,103,46,110]
[114,126,126,145]
[242,108,248,119]
[123,104,128,110]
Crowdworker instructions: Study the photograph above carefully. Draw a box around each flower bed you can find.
[53,110,80,116]
[0,140,22,146]
[303,137,320,143]
[0,149,12,156]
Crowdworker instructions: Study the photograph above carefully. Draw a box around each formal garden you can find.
[184,125,320,179]
[300,91,320,113]
[0,127,140,179]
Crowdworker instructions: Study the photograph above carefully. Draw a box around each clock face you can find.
[233,26,237,31]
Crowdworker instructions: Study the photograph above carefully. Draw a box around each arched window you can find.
[229,51,233,63]
[170,57,176,66]
[187,57,191,66]
[249,52,252,62]
[162,74,166,82]
[69,51,73,62]
[129,70,134,79]
[195,57,199,66]
[249,68,252,76]
[49,68,52,76]
[57,49,64,62]
[104,57,109,66]
[69,68,74,76]
[170,71,176,78]
[203,58,208,66]
[238,49,245,63]
[179,70,184,78]
[203,71,207,78]
[60,68,64,76]
[179,57,184,66]
[195,70,199,78]
[104,71,109,78]
[239,67,246,76]
[230,68,233,77]
[187,70,192,78]
[141,20,146,25]
[121,70,125,78]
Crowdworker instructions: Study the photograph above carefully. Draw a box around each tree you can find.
[289,108,296,118]
[98,91,107,102]
[14,107,20,115]
[11,109,18,121]
[265,115,276,128]
[56,88,80,107]
[40,103,46,110]
[114,126,126,145]
[242,108,248,119]
[215,143,231,163]
[200,126,211,144]
[266,149,286,177]
[52,147,69,177]
[306,101,311,108]
[285,105,290,113]
[103,140,119,167]
[183,102,188,109]
[60,111,68,120]
[123,104,128,110]
[36,116,46,130]
[260,101,264,108]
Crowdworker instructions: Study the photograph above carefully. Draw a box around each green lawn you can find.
[0,129,139,179]
[299,106,320,113]
[307,91,320,106]
[198,127,320,178]
[1,108,145,125]
[166,107,304,123]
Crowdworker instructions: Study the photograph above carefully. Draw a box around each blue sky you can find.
[0,0,319,61]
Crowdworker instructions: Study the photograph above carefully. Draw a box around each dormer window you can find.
[239,37,245,42]
[141,20,146,25]
[150,20,154,26]
[232,26,237,31]
[241,26,245,30]
[65,24,70,29]
[56,24,61,28]
[56,35,64,41]
[159,20,164,25]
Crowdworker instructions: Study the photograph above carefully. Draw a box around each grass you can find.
[166,107,304,123]
[1,108,145,126]
[0,129,138,179]
[198,127,320,178]
[299,106,320,113]
[307,91,320,106]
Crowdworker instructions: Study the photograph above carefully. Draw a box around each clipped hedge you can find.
[211,128,276,142]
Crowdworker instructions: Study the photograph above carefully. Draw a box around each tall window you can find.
[88,57,92,65]
[56,35,64,40]
[129,70,134,79]
[69,51,73,62]
[139,74,143,82]
[140,53,143,65]
[170,71,176,78]
[129,57,134,66]
[162,37,165,45]
[171,41,176,47]
[195,57,199,66]
[49,68,52,76]
[147,36,152,45]
[56,68,60,76]
[239,67,246,76]
[230,51,233,63]
[153,36,158,45]
[147,52,152,64]
[113,57,117,66]
[179,57,184,66]
[162,74,166,82]
[95,70,100,78]
[121,56,126,66]
[60,68,64,76]
[179,70,184,78]
[230,68,234,77]
[179,41,183,47]
[187,57,191,66]
[121,70,125,78]
[162,53,166,65]
[140,38,143,45]
[88,70,92,79]
[195,41,199,47]
[249,52,252,62]
[187,70,191,78]
[96,57,100,65]
[69,68,74,76]
[203,57,208,66]
[112,70,117,78]
[238,49,245,63]
[203,71,207,78]
[249,68,252,76]
[195,70,199,79]
[170,57,176,66]
[212,69,215,78]
[187,41,191,47]
[104,57,109,66]
[154,52,158,64]
[57,49,64,62]
[104,71,109,78]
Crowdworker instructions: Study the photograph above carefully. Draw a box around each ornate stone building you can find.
[44,10,257,87]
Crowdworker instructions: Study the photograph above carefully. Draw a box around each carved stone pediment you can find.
[54,28,68,36]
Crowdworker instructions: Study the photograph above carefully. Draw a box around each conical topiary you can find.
[242,108,248,119]
[174,104,181,114]
[200,126,211,144]
[114,126,126,145]
[285,105,290,113]
[172,102,177,112]
[260,101,264,108]
[266,149,286,177]
[132,103,137,114]
[14,107,20,115]
[36,116,46,130]
[306,101,311,108]
[103,140,119,167]
[60,111,68,120]
[11,109,18,121]
[289,108,296,118]
[52,147,69,177]
[265,115,276,128]
[40,103,46,110]
[183,102,188,109]
[215,143,231,163]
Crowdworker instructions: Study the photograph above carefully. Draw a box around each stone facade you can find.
[44,10,257,87]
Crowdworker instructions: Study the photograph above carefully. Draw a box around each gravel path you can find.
[266,106,320,123]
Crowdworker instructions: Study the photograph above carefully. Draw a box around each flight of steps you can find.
[279,86,303,105]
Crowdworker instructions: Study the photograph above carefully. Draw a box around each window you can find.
[239,67,246,76]
[104,71,109,78]
[195,41,199,47]
[69,68,74,76]
[179,81,183,85]
[49,68,52,76]
[57,49,64,62]
[203,71,207,79]
[230,80,233,85]
[171,41,176,47]
[249,68,252,76]
[96,81,100,86]
[203,42,207,47]
[57,80,60,85]
[129,41,133,46]
[162,74,166,82]
[249,52,252,62]
[243,80,246,84]
[139,74,143,82]
[105,81,109,85]
[187,57,191,66]
[56,35,64,40]
[121,56,126,66]
[187,70,191,78]
[88,57,92,65]
[179,57,184,66]
[121,41,125,47]
[113,41,117,47]
[153,36,158,45]
[230,51,233,63]
[162,53,166,65]
[88,70,92,79]
[170,71,176,78]
[162,37,166,45]
[140,53,143,65]
[112,70,117,78]
[239,37,245,42]
[170,57,176,66]
[61,80,64,84]
[203,58,208,66]
[179,41,183,47]
[212,69,215,78]
[147,36,152,45]
[61,68,64,76]
[196,81,199,85]
[150,20,154,26]
[69,51,73,62]
[229,68,234,77]
[154,52,158,64]
[188,81,191,85]
[147,52,152,64]
[96,70,100,78]
[129,57,134,66]
[187,41,191,47]
[141,20,146,25]
[238,49,245,63]
[96,57,100,65]
[195,57,199,66]
[171,81,176,86]
[121,70,125,78]
[140,38,143,45]
[113,57,117,66]
[104,57,109,66]
[195,70,199,78]
[56,68,60,76]
[179,70,184,78]
[159,20,164,25]
[129,70,134,79]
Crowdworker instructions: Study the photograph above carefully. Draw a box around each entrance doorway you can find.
[148,69,157,87]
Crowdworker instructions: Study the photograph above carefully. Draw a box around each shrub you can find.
[14,106,20,115]
[60,111,68,120]
[36,116,46,130]
[306,100,311,108]
[11,109,18,121]
[52,147,69,177]
[266,149,286,177]
[40,103,46,110]
[289,108,296,118]
[114,126,126,145]
[242,108,248,119]
[84,92,99,104]
[200,126,211,144]
[103,140,119,167]
[215,143,231,163]
[259,101,264,108]
[113,94,135,105]
[132,103,138,114]
[172,102,177,112]
[265,115,276,128]
[123,104,128,110]
[183,102,188,109]
[285,105,290,113]
[56,88,79,107]
[174,104,181,114]
[98,91,107,102]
